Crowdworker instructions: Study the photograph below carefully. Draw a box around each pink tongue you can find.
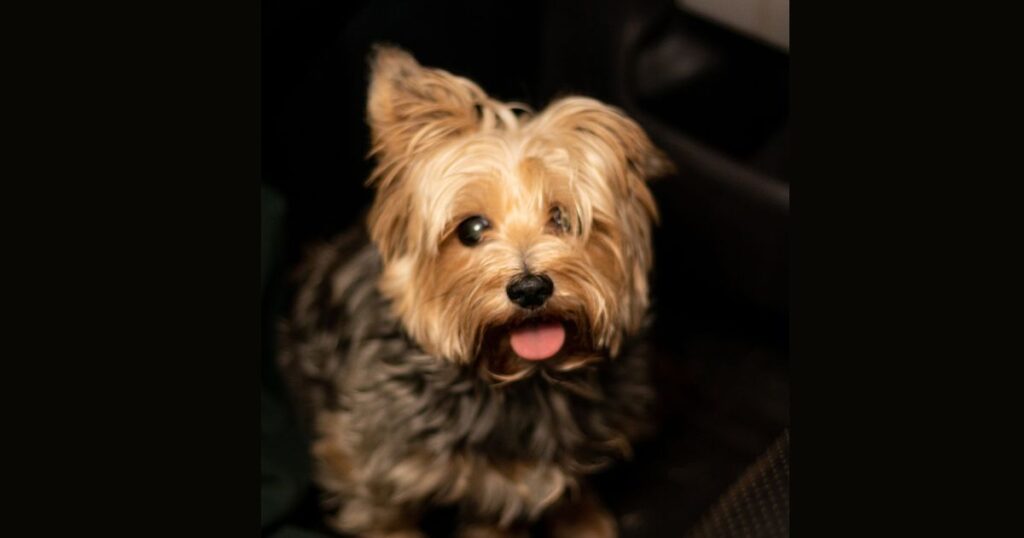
[509,321,566,361]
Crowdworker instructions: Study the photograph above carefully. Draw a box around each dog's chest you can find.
[344,369,609,522]
[346,356,614,465]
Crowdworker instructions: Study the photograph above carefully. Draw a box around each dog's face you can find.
[365,46,672,379]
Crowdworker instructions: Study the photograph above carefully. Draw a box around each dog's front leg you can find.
[455,522,530,538]
[543,487,617,538]
[328,494,425,538]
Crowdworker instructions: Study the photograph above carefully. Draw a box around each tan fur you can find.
[545,490,618,538]
[366,45,672,367]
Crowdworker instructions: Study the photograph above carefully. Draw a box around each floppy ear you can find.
[532,96,675,183]
[366,45,486,163]
[532,97,673,227]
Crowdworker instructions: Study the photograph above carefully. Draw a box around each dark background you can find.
[261,0,789,536]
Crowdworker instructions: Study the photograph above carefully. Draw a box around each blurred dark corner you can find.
[261,0,789,536]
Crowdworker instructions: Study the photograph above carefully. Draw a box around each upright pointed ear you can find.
[367,45,485,161]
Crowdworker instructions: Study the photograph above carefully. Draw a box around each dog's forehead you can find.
[422,135,568,210]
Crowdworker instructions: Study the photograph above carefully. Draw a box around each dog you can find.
[278,45,673,537]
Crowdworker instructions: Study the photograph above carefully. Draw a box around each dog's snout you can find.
[506,274,554,309]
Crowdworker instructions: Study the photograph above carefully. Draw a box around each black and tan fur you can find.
[278,46,670,537]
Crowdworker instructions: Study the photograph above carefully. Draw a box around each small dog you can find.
[279,45,673,537]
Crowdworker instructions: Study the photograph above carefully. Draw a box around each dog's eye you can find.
[549,207,570,234]
[457,216,490,246]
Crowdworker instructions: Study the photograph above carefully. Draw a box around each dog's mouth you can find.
[477,312,601,383]
[508,319,566,361]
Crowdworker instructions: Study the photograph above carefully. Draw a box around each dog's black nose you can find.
[506,274,554,309]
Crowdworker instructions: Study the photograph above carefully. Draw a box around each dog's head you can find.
[365,46,672,380]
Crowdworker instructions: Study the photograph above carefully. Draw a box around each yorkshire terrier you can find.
[279,45,673,538]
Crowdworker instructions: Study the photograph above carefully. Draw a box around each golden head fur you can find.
[365,45,673,378]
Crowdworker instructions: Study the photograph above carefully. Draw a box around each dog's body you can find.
[280,228,652,536]
[279,46,671,537]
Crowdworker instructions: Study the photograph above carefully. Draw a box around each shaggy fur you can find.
[278,46,672,537]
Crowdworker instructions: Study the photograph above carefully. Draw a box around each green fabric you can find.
[261,185,329,536]
[261,186,286,294]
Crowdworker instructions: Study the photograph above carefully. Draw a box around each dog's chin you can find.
[477,311,604,383]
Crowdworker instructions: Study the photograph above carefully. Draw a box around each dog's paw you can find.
[545,493,618,538]
[455,524,530,538]
[362,530,426,538]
